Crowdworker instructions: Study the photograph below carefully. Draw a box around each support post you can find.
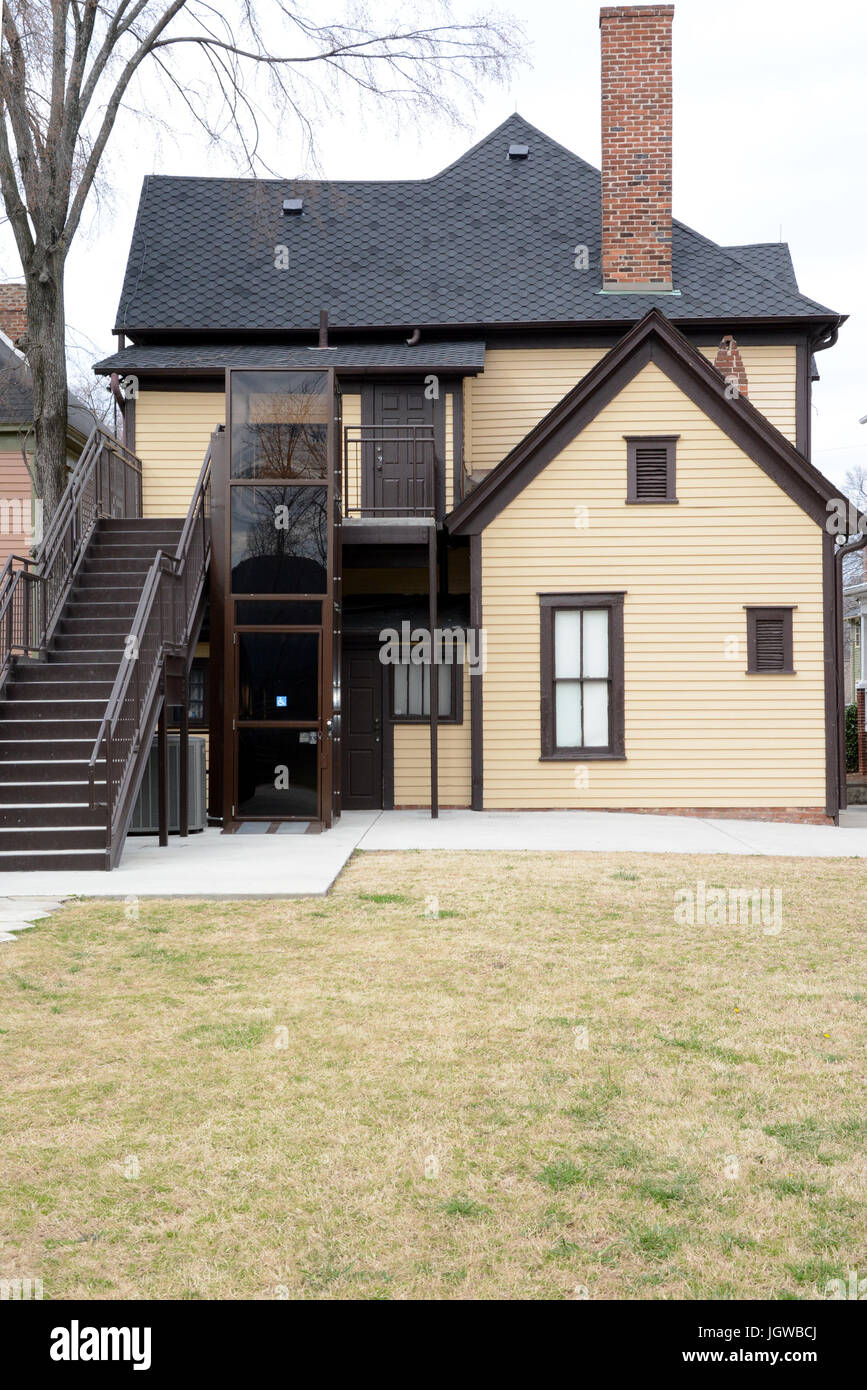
[179,692,189,838]
[428,526,438,819]
[158,700,169,847]
[469,533,483,811]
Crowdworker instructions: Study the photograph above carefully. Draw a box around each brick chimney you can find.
[0,283,27,344]
[600,5,674,292]
[713,335,749,398]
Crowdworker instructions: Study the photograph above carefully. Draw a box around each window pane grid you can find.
[393,660,453,720]
[553,607,611,750]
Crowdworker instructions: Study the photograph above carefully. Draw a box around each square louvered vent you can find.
[746,608,794,674]
[626,436,677,502]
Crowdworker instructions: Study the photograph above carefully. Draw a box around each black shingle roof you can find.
[0,336,95,435]
[114,114,839,335]
[94,341,486,375]
[724,242,800,291]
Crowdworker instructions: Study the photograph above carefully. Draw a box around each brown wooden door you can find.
[365,383,434,515]
[341,644,383,809]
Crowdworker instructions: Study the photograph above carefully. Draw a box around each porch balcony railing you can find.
[343,424,436,519]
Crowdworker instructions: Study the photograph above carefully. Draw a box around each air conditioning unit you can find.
[129,735,207,834]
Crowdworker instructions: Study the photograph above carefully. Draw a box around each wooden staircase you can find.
[0,422,213,873]
[0,519,184,870]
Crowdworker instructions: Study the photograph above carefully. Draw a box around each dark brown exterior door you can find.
[341,643,383,809]
[365,383,434,515]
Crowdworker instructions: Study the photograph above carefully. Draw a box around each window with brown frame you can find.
[540,594,625,759]
[625,435,679,503]
[745,607,795,674]
[390,656,463,724]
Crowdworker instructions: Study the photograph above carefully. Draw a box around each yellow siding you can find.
[136,390,224,518]
[465,343,799,482]
[393,662,471,807]
[342,392,362,514]
[466,347,607,476]
[481,360,825,810]
[699,344,797,444]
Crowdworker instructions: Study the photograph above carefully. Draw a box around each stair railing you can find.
[0,426,143,690]
[87,443,211,866]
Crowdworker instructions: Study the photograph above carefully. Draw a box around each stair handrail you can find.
[0,426,143,689]
[87,443,211,862]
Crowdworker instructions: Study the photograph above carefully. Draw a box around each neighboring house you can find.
[843,550,867,775]
[0,0,841,872]
[0,284,96,567]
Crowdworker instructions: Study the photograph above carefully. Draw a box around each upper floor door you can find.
[364,382,435,516]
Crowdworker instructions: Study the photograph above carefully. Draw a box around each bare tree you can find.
[0,2,522,516]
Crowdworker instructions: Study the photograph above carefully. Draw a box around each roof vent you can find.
[507,143,529,160]
[282,198,304,214]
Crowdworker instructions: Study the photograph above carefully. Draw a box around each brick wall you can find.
[858,686,866,776]
[0,283,27,343]
[600,5,674,291]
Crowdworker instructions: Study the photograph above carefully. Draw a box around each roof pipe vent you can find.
[507,143,529,160]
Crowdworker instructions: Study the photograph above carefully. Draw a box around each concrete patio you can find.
[0,806,864,901]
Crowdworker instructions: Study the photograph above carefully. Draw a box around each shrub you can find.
[845,703,859,773]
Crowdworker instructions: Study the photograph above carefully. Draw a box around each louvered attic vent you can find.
[753,617,784,670]
[626,436,678,503]
[746,607,794,674]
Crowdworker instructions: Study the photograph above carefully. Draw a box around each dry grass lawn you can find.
[1,850,865,1301]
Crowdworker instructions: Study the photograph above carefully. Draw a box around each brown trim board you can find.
[470,533,483,811]
[445,309,840,536]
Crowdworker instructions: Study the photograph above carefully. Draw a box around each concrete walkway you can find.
[358,807,867,859]
[0,807,864,903]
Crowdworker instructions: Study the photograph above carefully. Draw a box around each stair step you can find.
[0,849,107,871]
[48,646,125,662]
[68,587,143,605]
[88,543,170,557]
[98,518,183,532]
[5,682,114,702]
[0,804,104,828]
[0,698,109,720]
[0,749,105,769]
[80,557,156,575]
[0,826,106,851]
[0,718,103,739]
[15,662,120,684]
[60,617,134,635]
[52,634,126,653]
[0,780,105,804]
[64,600,140,618]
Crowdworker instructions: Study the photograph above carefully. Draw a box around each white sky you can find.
[3,0,865,488]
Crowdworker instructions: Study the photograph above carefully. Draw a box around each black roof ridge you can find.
[428,110,602,182]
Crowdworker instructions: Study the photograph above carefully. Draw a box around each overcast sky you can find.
[3,0,864,488]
